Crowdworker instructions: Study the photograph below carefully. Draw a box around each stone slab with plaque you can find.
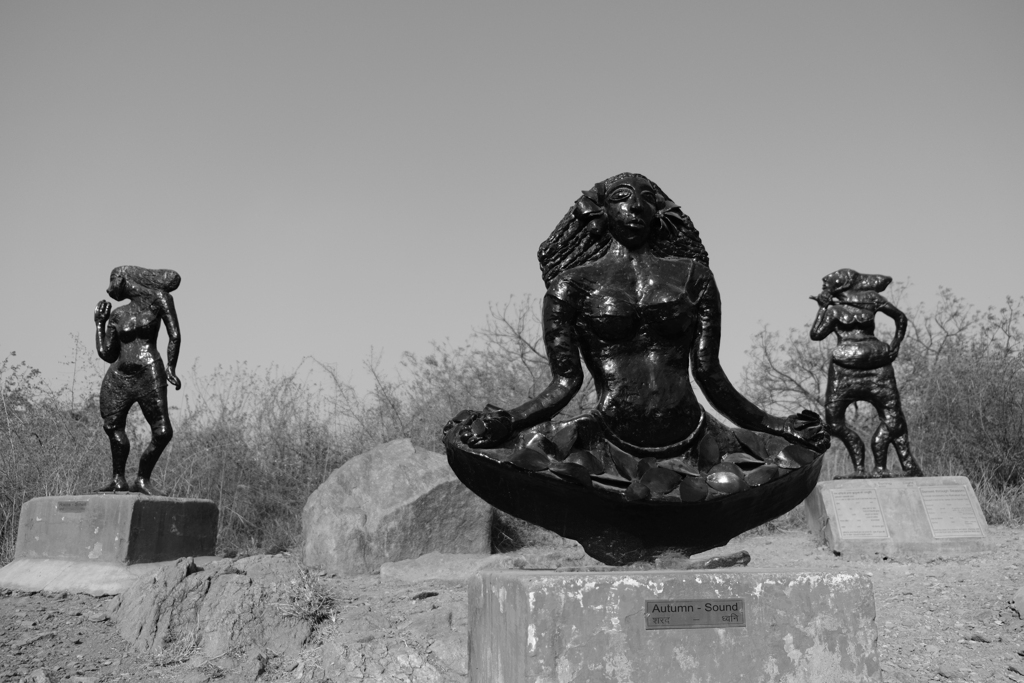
[804,476,992,559]
[468,568,880,682]
[0,494,218,596]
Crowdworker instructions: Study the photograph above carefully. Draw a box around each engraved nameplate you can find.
[57,501,88,513]
[920,485,984,538]
[644,599,746,629]
[831,489,889,539]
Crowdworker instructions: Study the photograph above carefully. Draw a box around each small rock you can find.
[970,633,991,643]
[26,669,53,683]
[84,611,108,623]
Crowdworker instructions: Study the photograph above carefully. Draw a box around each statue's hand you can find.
[166,367,182,390]
[444,408,512,448]
[886,344,901,364]
[94,300,111,325]
[811,290,832,307]
[782,409,830,453]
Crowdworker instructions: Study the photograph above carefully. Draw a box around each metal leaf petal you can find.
[677,476,709,502]
[745,464,781,487]
[706,470,747,494]
[781,444,817,467]
[549,461,592,487]
[608,443,639,480]
[547,422,578,459]
[709,462,744,478]
[524,432,558,457]
[565,450,605,475]
[658,456,701,478]
[697,433,721,468]
[773,444,816,470]
[733,428,769,460]
[637,457,658,478]
[722,452,765,467]
[639,466,683,495]
[509,448,551,472]
[624,480,651,502]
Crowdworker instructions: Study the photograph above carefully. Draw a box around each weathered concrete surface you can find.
[302,439,493,575]
[0,494,219,595]
[12,494,218,564]
[0,556,213,596]
[804,477,993,560]
[469,569,880,683]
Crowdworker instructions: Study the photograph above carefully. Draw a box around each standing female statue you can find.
[94,266,182,495]
[810,268,923,478]
[445,173,830,564]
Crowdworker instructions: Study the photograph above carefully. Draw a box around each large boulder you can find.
[301,439,492,575]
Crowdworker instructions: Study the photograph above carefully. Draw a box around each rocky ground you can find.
[1,527,1022,683]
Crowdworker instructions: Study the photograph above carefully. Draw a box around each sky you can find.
[1,1,1022,410]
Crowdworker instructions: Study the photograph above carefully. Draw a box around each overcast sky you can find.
[1,1,1021,410]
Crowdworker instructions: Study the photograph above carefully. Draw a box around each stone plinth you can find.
[0,494,218,595]
[804,476,993,560]
[469,569,880,683]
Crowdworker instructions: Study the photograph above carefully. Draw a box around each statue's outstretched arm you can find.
[694,276,830,451]
[691,276,785,434]
[456,292,583,447]
[507,293,583,430]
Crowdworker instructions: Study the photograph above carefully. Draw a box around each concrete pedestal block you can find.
[0,494,218,595]
[804,476,993,560]
[469,568,880,683]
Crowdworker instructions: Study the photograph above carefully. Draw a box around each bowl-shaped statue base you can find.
[445,432,824,566]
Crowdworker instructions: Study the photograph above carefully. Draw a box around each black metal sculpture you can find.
[94,266,182,496]
[810,268,923,479]
[444,173,830,565]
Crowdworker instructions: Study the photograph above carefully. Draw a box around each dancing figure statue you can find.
[94,266,182,495]
[810,268,923,478]
[444,173,831,565]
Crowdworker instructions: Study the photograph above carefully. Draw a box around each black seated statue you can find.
[94,266,182,496]
[810,268,923,479]
[444,173,831,565]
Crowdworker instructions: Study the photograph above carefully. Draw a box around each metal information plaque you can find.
[831,489,889,539]
[644,599,746,630]
[920,485,984,538]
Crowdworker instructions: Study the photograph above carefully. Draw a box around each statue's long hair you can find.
[110,266,181,294]
[822,268,892,294]
[537,173,709,287]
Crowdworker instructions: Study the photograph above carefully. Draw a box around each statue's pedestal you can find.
[0,494,218,595]
[469,569,880,683]
[803,476,993,560]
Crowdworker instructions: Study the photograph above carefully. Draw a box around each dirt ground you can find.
[1,527,1022,683]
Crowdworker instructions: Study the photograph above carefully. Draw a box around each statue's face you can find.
[604,177,658,249]
[107,269,127,301]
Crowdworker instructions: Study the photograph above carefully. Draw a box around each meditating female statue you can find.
[94,266,181,496]
[445,173,830,565]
